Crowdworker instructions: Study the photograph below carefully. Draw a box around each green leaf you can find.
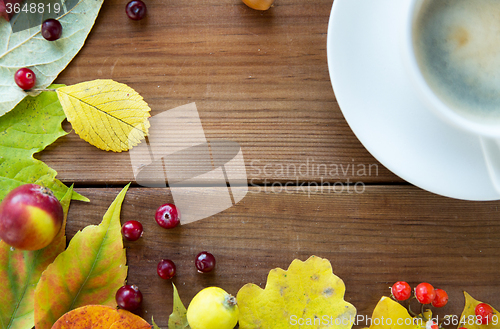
[0,86,87,202]
[34,184,130,329]
[0,185,72,329]
[169,283,191,329]
[0,0,105,116]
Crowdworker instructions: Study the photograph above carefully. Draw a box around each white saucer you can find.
[326,0,500,201]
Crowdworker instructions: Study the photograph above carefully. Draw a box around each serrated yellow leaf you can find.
[237,255,356,329]
[56,80,151,152]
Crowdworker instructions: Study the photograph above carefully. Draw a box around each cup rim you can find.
[403,0,500,139]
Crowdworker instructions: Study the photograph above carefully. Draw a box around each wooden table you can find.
[39,0,500,327]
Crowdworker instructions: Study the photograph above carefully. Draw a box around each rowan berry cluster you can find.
[391,281,448,307]
[391,281,496,328]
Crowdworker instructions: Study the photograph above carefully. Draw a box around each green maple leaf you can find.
[0,85,87,202]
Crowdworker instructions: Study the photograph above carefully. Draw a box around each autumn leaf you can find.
[169,283,190,329]
[0,86,87,202]
[51,305,151,329]
[362,296,430,329]
[237,255,356,329]
[55,80,151,152]
[0,186,72,329]
[34,185,130,329]
[458,292,499,329]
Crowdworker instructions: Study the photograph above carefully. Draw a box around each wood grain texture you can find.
[36,0,402,184]
[68,187,500,328]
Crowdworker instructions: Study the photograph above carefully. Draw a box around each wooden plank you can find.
[36,0,402,184]
[67,186,500,327]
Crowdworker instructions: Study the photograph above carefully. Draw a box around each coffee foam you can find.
[414,0,500,123]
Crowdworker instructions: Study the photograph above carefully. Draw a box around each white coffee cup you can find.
[402,0,500,194]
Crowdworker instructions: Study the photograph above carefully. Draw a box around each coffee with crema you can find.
[413,0,500,123]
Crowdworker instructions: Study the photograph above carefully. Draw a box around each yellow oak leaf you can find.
[55,80,151,152]
[237,255,356,329]
[458,292,499,329]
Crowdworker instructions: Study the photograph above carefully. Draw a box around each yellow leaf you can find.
[56,80,151,152]
[458,292,499,329]
[363,296,426,329]
[237,255,356,329]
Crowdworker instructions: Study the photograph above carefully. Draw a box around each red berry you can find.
[125,0,147,20]
[116,285,142,311]
[121,220,143,241]
[157,259,176,279]
[391,281,411,301]
[41,19,62,41]
[155,203,180,229]
[195,251,216,273]
[415,282,436,304]
[431,289,448,308]
[475,303,494,325]
[14,68,36,90]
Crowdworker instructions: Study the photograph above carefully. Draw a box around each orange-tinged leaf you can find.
[55,80,151,152]
[34,185,130,329]
[237,255,356,329]
[51,305,151,329]
[458,292,499,329]
[0,186,73,329]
